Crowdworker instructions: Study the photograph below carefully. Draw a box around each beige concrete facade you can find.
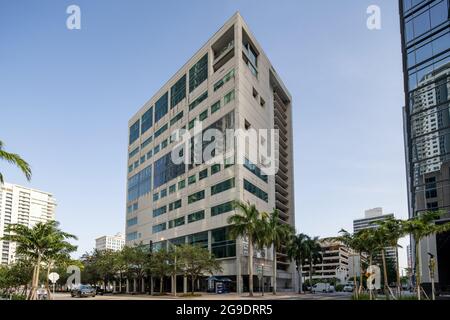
[125,13,295,293]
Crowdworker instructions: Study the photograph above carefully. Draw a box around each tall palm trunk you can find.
[45,263,52,300]
[381,249,389,300]
[272,245,277,295]
[395,247,401,298]
[359,253,363,295]
[309,259,313,290]
[160,277,163,294]
[415,240,421,300]
[30,254,42,300]
[298,262,303,294]
[248,236,254,296]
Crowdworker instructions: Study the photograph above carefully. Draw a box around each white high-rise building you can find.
[125,13,295,293]
[353,208,397,263]
[0,182,56,264]
[95,233,125,252]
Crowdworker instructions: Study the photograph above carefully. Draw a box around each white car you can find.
[342,284,354,292]
[312,283,335,293]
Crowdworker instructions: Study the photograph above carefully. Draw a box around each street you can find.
[52,292,353,301]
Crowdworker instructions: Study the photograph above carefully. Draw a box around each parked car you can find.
[37,288,49,300]
[342,284,354,292]
[71,285,96,298]
[311,283,335,293]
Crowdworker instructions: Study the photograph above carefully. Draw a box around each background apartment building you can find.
[353,208,397,264]
[95,233,125,252]
[301,239,356,284]
[125,13,295,293]
[0,182,56,264]
[399,0,450,293]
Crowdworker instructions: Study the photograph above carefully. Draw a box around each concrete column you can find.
[150,277,154,295]
[126,279,130,293]
[119,279,122,293]
[113,281,116,293]
[133,279,137,293]
[142,278,145,293]
[183,276,187,294]
[236,237,242,295]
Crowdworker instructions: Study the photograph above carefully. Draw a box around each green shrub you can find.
[335,284,344,292]
[351,293,371,300]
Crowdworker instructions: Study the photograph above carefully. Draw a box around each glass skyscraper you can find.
[399,0,450,293]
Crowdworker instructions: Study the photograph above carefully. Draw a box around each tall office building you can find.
[0,182,56,264]
[399,0,450,292]
[95,233,125,252]
[125,13,295,293]
[353,208,397,263]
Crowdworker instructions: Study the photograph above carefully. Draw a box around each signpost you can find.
[48,272,60,299]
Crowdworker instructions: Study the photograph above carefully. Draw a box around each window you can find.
[134,161,139,169]
[199,169,208,180]
[169,184,176,194]
[147,150,153,160]
[244,158,268,183]
[211,227,236,258]
[169,199,182,211]
[170,111,184,126]
[127,165,152,202]
[126,232,138,241]
[189,91,208,111]
[154,145,160,154]
[188,190,205,204]
[153,151,186,189]
[243,179,268,202]
[211,101,221,114]
[245,120,251,130]
[188,118,196,130]
[188,210,205,223]
[133,203,138,211]
[169,217,185,229]
[152,223,166,234]
[211,178,235,195]
[189,54,208,92]
[178,180,186,190]
[160,189,167,198]
[153,193,159,201]
[141,107,153,134]
[128,165,133,173]
[425,177,438,199]
[199,110,208,121]
[224,90,235,105]
[211,164,221,175]
[129,147,140,159]
[260,97,265,107]
[155,92,169,123]
[188,231,208,248]
[129,120,140,145]
[188,174,197,185]
[243,40,258,76]
[252,87,258,98]
[214,69,235,92]
[161,139,168,149]
[153,205,167,217]
[154,123,168,138]
[211,201,234,217]
[141,136,153,149]
[127,217,138,227]
[171,75,186,108]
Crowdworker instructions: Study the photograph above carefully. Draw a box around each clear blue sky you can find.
[0,0,408,267]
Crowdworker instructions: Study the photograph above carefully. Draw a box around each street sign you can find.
[49,272,60,284]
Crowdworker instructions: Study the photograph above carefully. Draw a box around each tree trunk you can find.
[191,276,195,295]
[381,249,389,300]
[45,264,52,300]
[395,246,401,298]
[298,263,303,294]
[30,255,42,300]
[248,236,254,296]
[160,277,163,294]
[272,245,277,295]
[415,240,421,300]
[369,255,373,301]
[359,253,363,295]
[309,260,313,290]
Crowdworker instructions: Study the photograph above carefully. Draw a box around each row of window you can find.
[152,227,236,259]
[244,158,268,183]
[243,179,268,202]
[152,201,234,232]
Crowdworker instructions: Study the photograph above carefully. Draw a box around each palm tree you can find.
[401,211,450,300]
[262,209,295,295]
[375,218,404,297]
[227,201,267,296]
[286,233,309,294]
[335,229,366,297]
[305,236,322,288]
[1,221,77,300]
[0,140,32,184]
